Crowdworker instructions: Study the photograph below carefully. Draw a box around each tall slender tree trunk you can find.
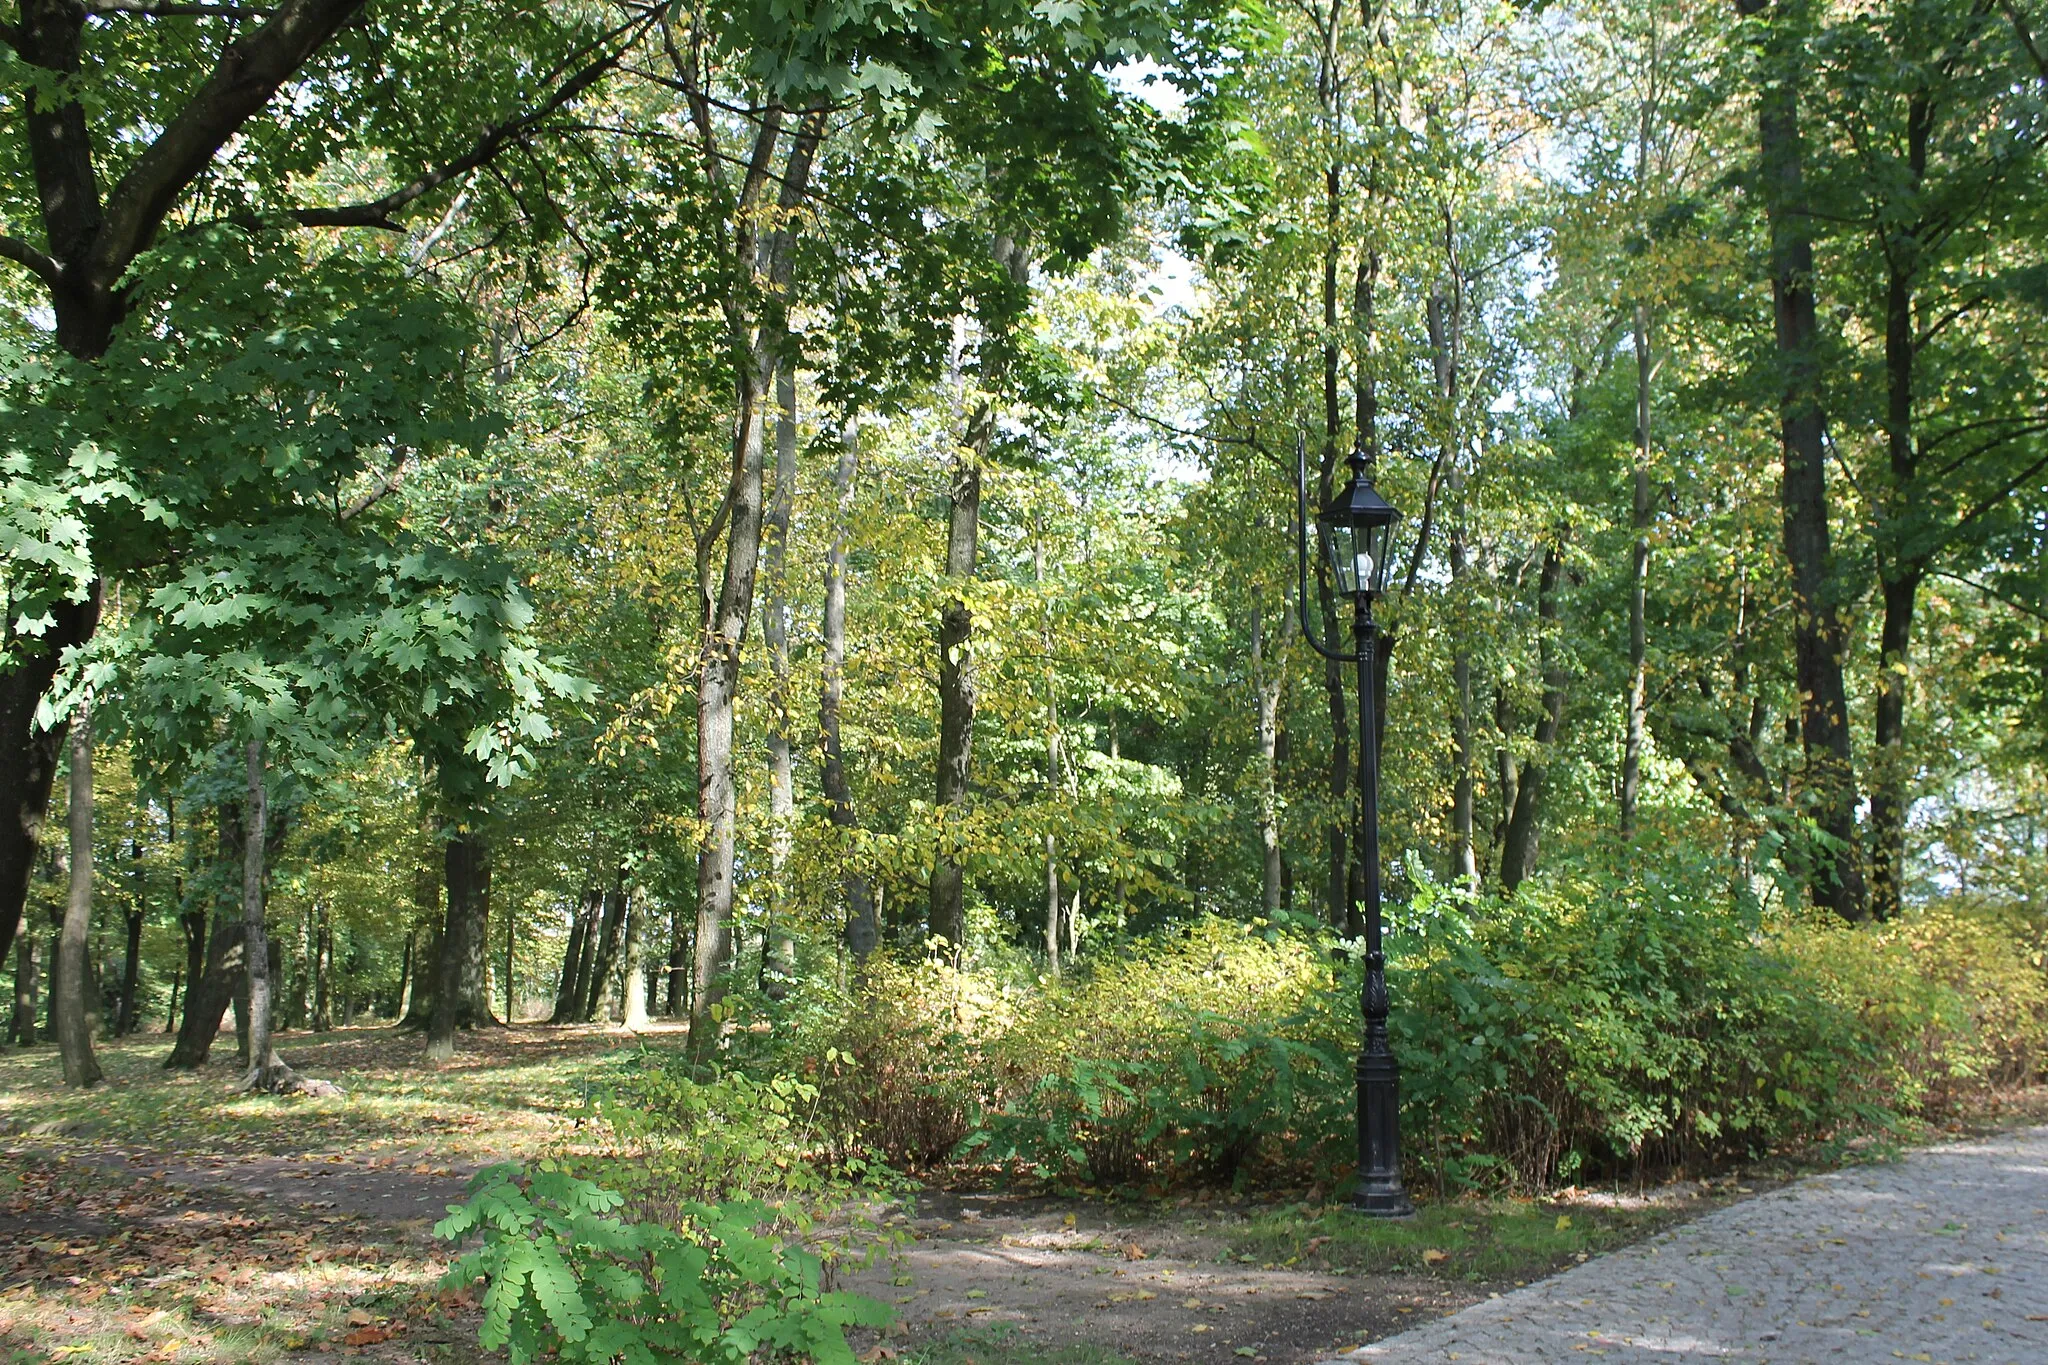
[620,888,649,1031]
[1318,141,1352,937]
[1868,89,1933,925]
[1426,285,1478,888]
[1738,0,1866,921]
[1251,601,1286,915]
[1623,305,1655,838]
[665,903,689,1016]
[686,107,826,1062]
[551,894,591,1023]
[427,829,481,1064]
[455,831,495,1027]
[11,914,38,1046]
[313,905,332,1031]
[930,234,1031,961]
[240,739,284,1090]
[54,701,100,1087]
[118,903,144,1035]
[821,418,876,962]
[402,807,442,1028]
[1037,531,1064,973]
[0,596,98,970]
[760,363,799,998]
[1500,545,1568,892]
[586,878,627,1023]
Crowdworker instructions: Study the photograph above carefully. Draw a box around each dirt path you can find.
[843,1192,1482,1365]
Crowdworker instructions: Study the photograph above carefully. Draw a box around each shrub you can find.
[816,956,1021,1169]
[436,1164,890,1365]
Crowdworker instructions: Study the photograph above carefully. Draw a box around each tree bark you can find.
[426,828,480,1063]
[240,738,285,1090]
[931,395,986,961]
[1623,304,1654,838]
[822,419,877,962]
[451,831,495,1027]
[760,362,798,999]
[118,903,144,1036]
[10,913,38,1046]
[1251,601,1285,915]
[1738,0,1866,921]
[1500,545,1568,893]
[550,892,592,1023]
[54,700,100,1087]
[620,888,649,1031]
[584,880,626,1022]
[665,903,689,1015]
[685,105,826,1062]
[312,904,332,1031]
[0,596,98,971]
[165,914,243,1068]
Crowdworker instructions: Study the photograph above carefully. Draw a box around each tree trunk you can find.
[1868,88,1932,925]
[1622,304,1654,839]
[54,701,100,1087]
[503,886,516,1022]
[1251,601,1285,915]
[427,829,482,1063]
[402,809,442,1028]
[394,929,414,1023]
[822,419,877,961]
[312,904,332,1032]
[165,914,244,1069]
[931,404,985,961]
[620,889,649,1031]
[240,739,285,1090]
[665,903,689,1016]
[117,905,144,1035]
[0,596,98,970]
[551,893,591,1023]
[760,362,799,999]
[1870,569,1920,921]
[686,107,826,1063]
[455,831,496,1027]
[10,912,37,1046]
[584,880,627,1022]
[930,233,1032,962]
[1738,0,1866,921]
[1500,545,1568,893]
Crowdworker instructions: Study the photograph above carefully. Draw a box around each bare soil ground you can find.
[841,1192,1478,1365]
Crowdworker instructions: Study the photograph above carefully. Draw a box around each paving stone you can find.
[1319,1124,2048,1364]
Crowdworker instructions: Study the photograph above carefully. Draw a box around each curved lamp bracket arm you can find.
[1296,432,1359,664]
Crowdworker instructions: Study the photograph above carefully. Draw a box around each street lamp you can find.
[1297,438,1414,1219]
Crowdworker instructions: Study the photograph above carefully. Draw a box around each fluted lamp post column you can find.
[1297,439,1414,1218]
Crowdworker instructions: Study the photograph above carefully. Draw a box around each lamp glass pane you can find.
[1324,521,1360,596]
[1366,520,1394,594]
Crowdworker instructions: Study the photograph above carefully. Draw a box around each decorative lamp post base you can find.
[1351,1047,1415,1218]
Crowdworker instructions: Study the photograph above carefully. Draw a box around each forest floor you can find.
[2,1025,2038,1365]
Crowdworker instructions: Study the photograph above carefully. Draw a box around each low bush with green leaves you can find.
[815,868,2048,1197]
[436,1163,891,1365]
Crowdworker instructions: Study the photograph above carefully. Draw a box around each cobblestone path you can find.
[1324,1125,2048,1364]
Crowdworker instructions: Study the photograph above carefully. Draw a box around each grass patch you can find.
[1225,1199,1679,1282]
[0,1024,649,1159]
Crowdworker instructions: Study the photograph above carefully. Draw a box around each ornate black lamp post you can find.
[1297,439,1414,1218]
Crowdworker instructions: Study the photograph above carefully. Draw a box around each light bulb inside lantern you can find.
[1355,551,1375,590]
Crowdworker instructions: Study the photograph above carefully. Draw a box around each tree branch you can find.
[83,0,367,288]
[88,2,276,17]
[289,13,649,232]
[0,235,61,286]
